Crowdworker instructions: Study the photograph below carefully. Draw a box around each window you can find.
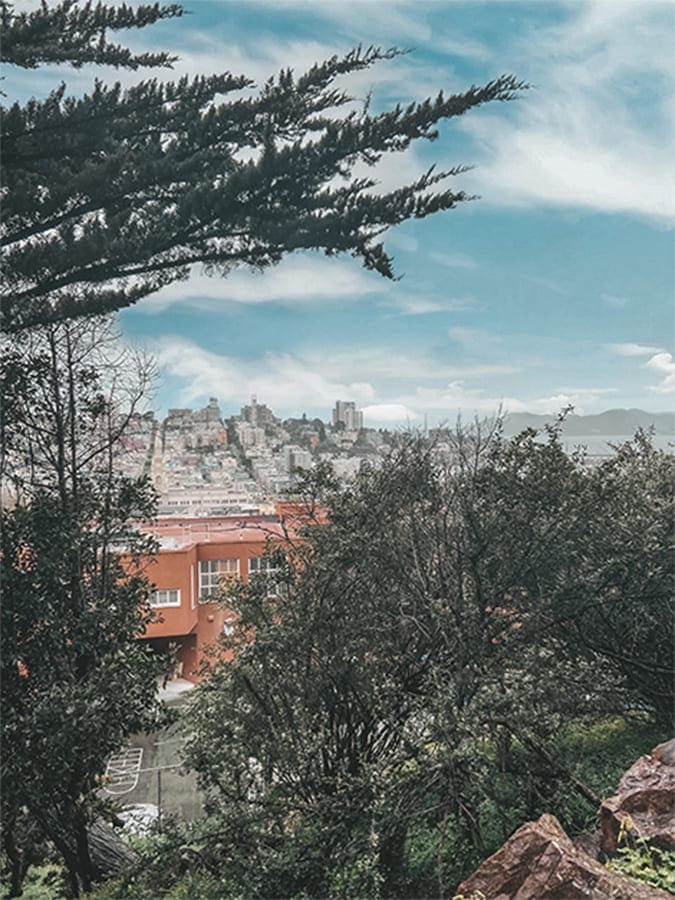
[249,556,281,596]
[199,558,239,599]
[248,556,276,576]
[150,589,181,608]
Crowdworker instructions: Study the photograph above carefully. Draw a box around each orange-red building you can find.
[136,506,318,681]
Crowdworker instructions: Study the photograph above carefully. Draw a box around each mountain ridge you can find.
[503,408,674,437]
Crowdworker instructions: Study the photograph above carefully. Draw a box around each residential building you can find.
[241,395,277,428]
[331,400,363,431]
[135,504,322,681]
[283,445,312,473]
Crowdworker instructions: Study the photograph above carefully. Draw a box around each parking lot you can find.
[103,682,204,825]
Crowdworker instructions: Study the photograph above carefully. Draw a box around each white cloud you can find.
[399,381,528,415]
[448,326,502,350]
[299,346,517,381]
[437,34,491,63]
[645,352,675,394]
[602,294,628,309]
[521,274,568,297]
[154,337,377,412]
[460,1,675,223]
[607,344,674,395]
[349,145,443,195]
[153,334,621,424]
[528,387,618,416]
[140,255,387,312]
[386,231,419,254]
[607,342,664,357]
[388,294,478,315]
[394,381,617,418]
[258,0,434,48]
[428,250,479,269]
[362,403,419,423]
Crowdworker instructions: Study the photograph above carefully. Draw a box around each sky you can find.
[7,0,675,425]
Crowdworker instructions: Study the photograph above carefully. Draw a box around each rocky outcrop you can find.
[599,738,675,855]
[454,813,671,899]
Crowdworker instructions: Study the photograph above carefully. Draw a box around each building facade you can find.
[331,400,363,431]
[135,506,316,681]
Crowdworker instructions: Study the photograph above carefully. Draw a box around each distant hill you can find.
[503,408,675,437]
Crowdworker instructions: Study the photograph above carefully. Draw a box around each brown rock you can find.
[454,813,670,899]
[571,832,601,860]
[600,738,675,855]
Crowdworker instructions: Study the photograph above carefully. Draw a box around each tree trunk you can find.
[379,820,408,896]
[86,820,139,880]
[3,827,28,898]
[74,817,93,894]
[49,831,82,899]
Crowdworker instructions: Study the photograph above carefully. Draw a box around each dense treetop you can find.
[1,1,183,70]
[1,1,526,331]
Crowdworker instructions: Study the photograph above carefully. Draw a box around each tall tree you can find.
[1,318,166,897]
[1,1,526,331]
[184,425,673,897]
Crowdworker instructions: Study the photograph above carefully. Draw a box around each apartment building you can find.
[331,400,363,432]
[136,505,318,681]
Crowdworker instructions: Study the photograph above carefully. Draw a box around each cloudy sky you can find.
[9,0,675,425]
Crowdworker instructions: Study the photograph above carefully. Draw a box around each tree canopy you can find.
[0,0,183,70]
[1,1,526,331]
[1,318,167,897]
[181,425,673,897]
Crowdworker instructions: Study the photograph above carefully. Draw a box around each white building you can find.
[331,400,363,431]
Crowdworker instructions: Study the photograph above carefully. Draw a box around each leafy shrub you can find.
[607,838,675,895]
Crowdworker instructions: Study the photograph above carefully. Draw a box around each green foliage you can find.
[5,402,671,899]
[553,717,668,828]
[81,718,665,899]
[1,0,182,70]
[608,838,675,894]
[1,3,526,330]
[179,424,672,897]
[1,318,168,897]
[0,863,68,900]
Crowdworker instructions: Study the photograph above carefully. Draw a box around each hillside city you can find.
[120,397,385,517]
[118,397,674,518]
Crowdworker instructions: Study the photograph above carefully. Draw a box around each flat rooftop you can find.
[138,514,288,550]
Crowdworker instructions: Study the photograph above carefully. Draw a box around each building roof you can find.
[139,514,288,550]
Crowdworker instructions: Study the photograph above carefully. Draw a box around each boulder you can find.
[599,738,675,854]
[454,813,670,899]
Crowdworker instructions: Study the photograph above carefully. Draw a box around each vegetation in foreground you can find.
[11,716,666,898]
[86,429,675,896]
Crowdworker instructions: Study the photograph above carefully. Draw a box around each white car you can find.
[117,803,159,835]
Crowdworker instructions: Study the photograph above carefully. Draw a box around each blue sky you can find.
[8,0,675,424]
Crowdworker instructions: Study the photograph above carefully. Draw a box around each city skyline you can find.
[118,393,673,524]
[7,0,674,425]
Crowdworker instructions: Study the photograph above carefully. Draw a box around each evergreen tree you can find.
[1,1,525,331]
[1,0,182,70]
